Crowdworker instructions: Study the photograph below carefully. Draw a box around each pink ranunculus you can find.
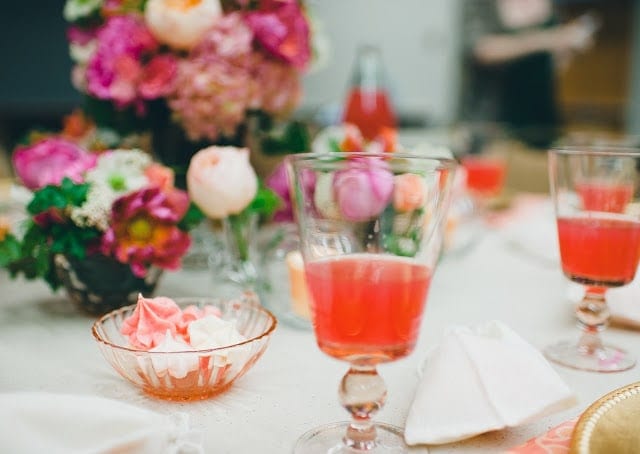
[244,0,311,69]
[101,187,191,277]
[333,158,394,222]
[12,138,97,190]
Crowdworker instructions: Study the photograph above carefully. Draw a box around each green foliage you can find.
[0,178,98,289]
[260,121,311,155]
[27,178,90,214]
[248,183,281,219]
[178,203,206,231]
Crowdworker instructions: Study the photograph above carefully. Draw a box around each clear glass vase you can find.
[212,213,269,303]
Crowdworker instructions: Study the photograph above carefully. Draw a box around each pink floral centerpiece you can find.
[63,0,313,150]
[0,138,204,314]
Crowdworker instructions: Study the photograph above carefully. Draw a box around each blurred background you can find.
[1,0,638,191]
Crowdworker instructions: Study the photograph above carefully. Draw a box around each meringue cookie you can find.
[148,329,199,379]
[121,294,182,349]
[188,315,247,366]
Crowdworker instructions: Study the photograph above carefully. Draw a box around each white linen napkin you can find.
[0,392,203,454]
[404,321,576,446]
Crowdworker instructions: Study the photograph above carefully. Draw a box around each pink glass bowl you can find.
[92,294,277,401]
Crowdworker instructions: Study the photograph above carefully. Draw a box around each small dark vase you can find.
[54,254,163,316]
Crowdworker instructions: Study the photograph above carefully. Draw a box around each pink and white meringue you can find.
[120,294,183,349]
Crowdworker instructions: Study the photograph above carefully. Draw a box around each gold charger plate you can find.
[569,382,640,454]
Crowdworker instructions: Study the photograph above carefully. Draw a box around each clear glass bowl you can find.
[92,294,277,401]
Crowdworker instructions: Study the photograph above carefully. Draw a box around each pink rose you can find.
[12,138,97,190]
[245,0,311,69]
[333,158,394,222]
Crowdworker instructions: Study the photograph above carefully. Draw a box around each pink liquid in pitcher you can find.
[305,254,431,364]
[343,88,396,141]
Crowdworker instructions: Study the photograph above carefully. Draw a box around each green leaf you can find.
[248,184,281,218]
[260,121,311,155]
[178,203,206,231]
[0,234,22,267]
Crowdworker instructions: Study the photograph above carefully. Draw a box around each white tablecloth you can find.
[1,209,639,453]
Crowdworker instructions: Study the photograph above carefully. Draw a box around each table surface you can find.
[1,197,639,453]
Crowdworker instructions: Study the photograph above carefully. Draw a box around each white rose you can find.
[144,0,223,50]
[187,146,258,219]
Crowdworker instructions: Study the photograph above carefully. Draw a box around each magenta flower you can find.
[245,0,311,70]
[12,138,97,190]
[266,162,292,222]
[101,187,191,277]
[333,158,394,222]
[85,16,175,112]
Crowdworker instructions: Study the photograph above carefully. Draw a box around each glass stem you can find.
[575,286,610,354]
[339,365,386,450]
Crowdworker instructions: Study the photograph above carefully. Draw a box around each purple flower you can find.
[333,158,394,222]
[12,138,97,190]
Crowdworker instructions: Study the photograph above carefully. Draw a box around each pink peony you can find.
[101,187,191,277]
[244,0,311,69]
[12,138,97,190]
[333,158,394,222]
[266,161,292,222]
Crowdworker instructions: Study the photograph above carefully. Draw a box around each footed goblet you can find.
[287,152,456,452]
[546,146,640,372]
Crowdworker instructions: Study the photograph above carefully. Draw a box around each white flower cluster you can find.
[71,150,152,230]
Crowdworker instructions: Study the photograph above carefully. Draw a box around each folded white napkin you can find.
[0,392,202,454]
[404,321,576,446]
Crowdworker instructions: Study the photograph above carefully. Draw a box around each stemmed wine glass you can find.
[546,146,640,372]
[287,152,456,452]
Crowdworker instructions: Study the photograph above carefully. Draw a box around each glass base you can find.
[543,340,635,373]
[294,421,428,454]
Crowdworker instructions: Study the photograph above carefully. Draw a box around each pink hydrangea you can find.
[101,187,191,277]
[168,14,257,141]
[252,53,301,116]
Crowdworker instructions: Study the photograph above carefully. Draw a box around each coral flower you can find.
[101,187,191,277]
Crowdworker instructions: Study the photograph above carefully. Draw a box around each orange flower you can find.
[394,173,426,212]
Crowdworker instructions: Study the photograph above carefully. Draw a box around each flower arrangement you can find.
[0,138,203,290]
[186,145,279,263]
[64,0,314,145]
